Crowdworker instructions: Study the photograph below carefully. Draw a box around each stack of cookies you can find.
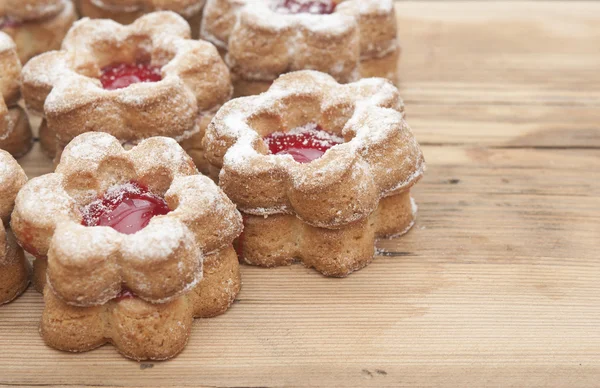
[0,1,426,361]
[203,71,424,277]
[11,132,242,360]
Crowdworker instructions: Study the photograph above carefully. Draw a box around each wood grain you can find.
[1,2,599,387]
[397,1,600,148]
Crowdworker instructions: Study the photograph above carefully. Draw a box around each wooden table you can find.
[2,1,599,387]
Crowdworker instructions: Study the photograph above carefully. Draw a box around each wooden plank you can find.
[407,103,600,148]
[2,2,600,387]
[398,1,600,97]
[15,142,53,179]
[1,146,599,387]
[397,1,600,147]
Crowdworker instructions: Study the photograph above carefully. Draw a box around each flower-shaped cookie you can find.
[205,70,423,226]
[201,0,399,95]
[0,150,29,304]
[0,0,77,63]
[0,32,32,157]
[204,70,424,276]
[21,11,232,165]
[77,0,206,34]
[12,132,243,306]
[41,237,240,360]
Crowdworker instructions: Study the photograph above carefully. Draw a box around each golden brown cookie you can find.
[204,70,425,277]
[41,244,240,360]
[12,132,242,359]
[12,132,242,306]
[21,11,232,166]
[0,150,29,304]
[201,0,400,96]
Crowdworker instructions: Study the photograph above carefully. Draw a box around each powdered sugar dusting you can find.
[202,0,397,80]
[272,0,335,15]
[15,174,78,229]
[21,51,71,91]
[381,162,425,197]
[61,132,121,162]
[0,32,16,53]
[12,131,242,305]
[206,70,424,226]
[47,215,205,306]
[210,0,380,34]
[216,0,359,81]
[216,71,406,174]
[169,176,233,218]
[22,11,230,146]
[166,174,243,252]
[122,217,194,259]
[0,111,14,141]
[139,137,190,167]
[0,155,10,183]
[52,221,120,263]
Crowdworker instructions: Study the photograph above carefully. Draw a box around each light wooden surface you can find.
[2,2,600,387]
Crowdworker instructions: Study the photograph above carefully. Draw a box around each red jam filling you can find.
[99,62,162,90]
[263,123,343,163]
[275,0,336,14]
[81,181,170,235]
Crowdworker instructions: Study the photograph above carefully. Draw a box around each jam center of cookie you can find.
[81,181,170,235]
[263,123,343,163]
[274,0,336,14]
[100,62,162,90]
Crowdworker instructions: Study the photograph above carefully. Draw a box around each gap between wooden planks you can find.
[2,1,600,387]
